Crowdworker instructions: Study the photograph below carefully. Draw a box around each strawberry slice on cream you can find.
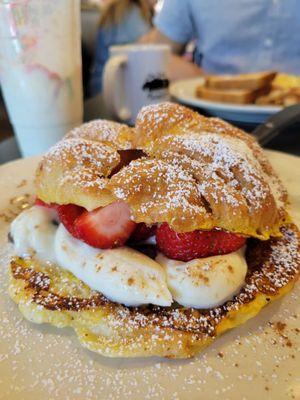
[156,223,246,261]
[75,201,136,249]
[35,200,137,249]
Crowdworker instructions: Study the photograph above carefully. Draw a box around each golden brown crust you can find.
[108,157,210,231]
[135,102,205,148]
[113,103,288,238]
[8,224,300,358]
[65,119,137,150]
[35,139,117,210]
[36,102,289,238]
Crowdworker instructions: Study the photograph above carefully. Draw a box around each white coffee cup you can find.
[103,44,170,125]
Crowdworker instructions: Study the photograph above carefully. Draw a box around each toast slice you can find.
[196,86,261,104]
[205,71,276,91]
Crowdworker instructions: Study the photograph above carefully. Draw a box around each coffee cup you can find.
[103,44,170,125]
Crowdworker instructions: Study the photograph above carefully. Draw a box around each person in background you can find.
[89,0,154,95]
[140,0,300,81]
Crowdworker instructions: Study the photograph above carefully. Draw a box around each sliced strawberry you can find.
[209,230,246,255]
[56,204,84,239]
[156,223,246,261]
[75,201,136,249]
[130,223,157,242]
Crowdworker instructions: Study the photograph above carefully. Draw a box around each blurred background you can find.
[0,0,299,163]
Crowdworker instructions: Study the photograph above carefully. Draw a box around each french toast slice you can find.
[195,85,261,104]
[8,224,299,358]
[205,71,276,91]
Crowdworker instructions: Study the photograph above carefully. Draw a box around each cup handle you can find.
[103,55,131,122]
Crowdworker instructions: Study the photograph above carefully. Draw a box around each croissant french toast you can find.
[8,103,299,358]
[36,103,288,239]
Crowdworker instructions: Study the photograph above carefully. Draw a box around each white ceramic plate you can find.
[0,153,299,400]
[170,78,283,124]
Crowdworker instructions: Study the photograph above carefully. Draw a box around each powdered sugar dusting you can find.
[136,102,201,141]
[164,132,270,209]
[109,128,284,236]
[41,138,119,190]
[134,103,288,236]
[109,157,207,227]
[66,119,135,150]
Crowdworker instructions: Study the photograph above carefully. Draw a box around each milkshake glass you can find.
[0,0,83,156]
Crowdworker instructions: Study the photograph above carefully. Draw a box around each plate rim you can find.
[0,152,299,400]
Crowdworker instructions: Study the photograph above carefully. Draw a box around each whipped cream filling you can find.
[156,249,247,308]
[54,224,172,307]
[10,206,247,308]
[11,206,58,264]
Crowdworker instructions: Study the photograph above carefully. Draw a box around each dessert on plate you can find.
[8,103,300,358]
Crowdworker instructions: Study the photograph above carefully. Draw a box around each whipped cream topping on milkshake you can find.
[0,0,83,156]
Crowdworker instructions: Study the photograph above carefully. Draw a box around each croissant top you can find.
[36,102,289,239]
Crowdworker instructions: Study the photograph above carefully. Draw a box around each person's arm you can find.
[139,0,205,80]
[139,27,184,54]
[139,27,205,80]
[168,54,205,80]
